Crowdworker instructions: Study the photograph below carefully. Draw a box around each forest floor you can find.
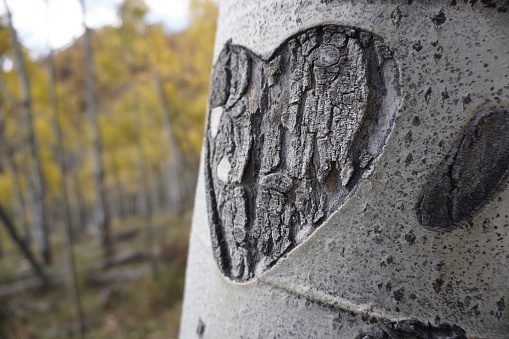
[0,210,192,338]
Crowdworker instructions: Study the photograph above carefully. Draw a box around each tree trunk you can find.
[79,0,111,255]
[136,109,158,277]
[3,0,52,265]
[180,1,509,338]
[148,165,160,216]
[45,16,85,336]
[71,171,87,234]
[111,156,126,220]
[5,154,31,244]
[155,76,185,213]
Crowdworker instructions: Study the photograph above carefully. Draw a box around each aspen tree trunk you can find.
[155,76,185,213]
[135,109,158,277]
[180,1,509,338]
[79,0,111,255]
[111,158,125,220]
[71,172,87,233]
[3,0,52,265]
[149,166,160,216]
[5,154,31,243]
[45,10,84,334]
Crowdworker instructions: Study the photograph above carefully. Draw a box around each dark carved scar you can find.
[417,107,509,232]
[205,25,401,281]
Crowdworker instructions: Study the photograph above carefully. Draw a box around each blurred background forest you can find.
[0,0,217,337]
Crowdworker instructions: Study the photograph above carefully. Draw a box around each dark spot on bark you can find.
[450,0,457,5]
[404,153,413,166]
[381,318,467,339]
[332,313,343,330]
[432,10,447,27]
[498,7,508,12]
[390,7,402,27]
[433,277,444,293]
[197,318,206,337]
[405,230,416,244]
[354,329,387,339]
[425,87,432,103]
[462,93,471,106]
[441,89,450,100]
[496,297,505,319]
[412,116,421,126]
[413,40,423,52]
[393,287,405,301]
[417,108,509,232]
[471,304,481,317]
[386,282,392,292]
[481,0,497,8]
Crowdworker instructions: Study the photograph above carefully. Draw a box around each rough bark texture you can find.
[206,26,400,281]
[418,107,509,232]
[181,1,509,338]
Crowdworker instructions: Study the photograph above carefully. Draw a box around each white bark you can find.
[156,76,185,212]
[180,1,509,338]
[79,0,111,254]
[3,0,52,264]
[45,4,84,333]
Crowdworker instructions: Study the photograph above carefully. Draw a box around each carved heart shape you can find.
[205,25,401,281]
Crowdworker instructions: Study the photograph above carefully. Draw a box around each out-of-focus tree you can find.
[2,0,52,264]
[79,0,112,256]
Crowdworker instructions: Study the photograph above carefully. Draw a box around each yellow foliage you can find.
[0,173,12,203]
[0,0,218,221]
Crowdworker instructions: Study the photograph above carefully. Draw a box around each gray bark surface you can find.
[181,0,509,338]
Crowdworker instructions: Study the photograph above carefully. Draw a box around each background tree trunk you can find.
[136,108,158,277]
[5,155,31,244]
[45,14,85,335]
[156,75,185,213]
[180,1,509,338]
[3,0,52,265]
[79,0,111,255]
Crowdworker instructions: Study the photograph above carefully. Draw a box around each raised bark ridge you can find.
[205,25,401,281]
